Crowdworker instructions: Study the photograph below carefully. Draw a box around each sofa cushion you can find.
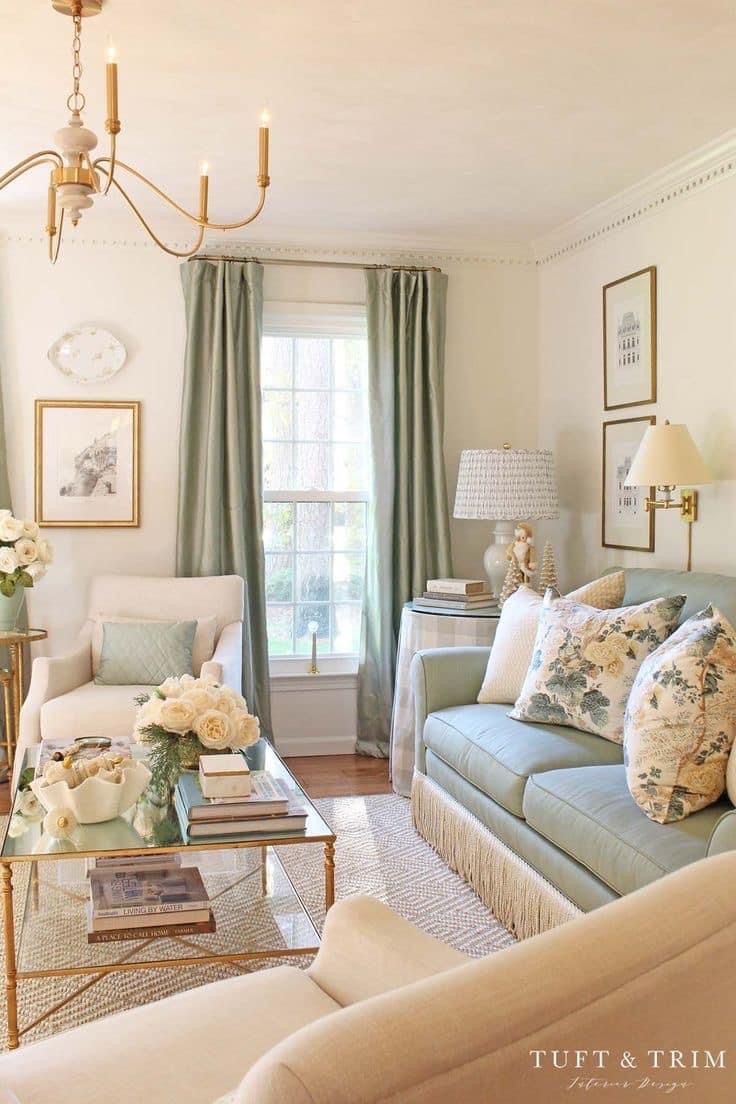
[523,764,730,896]
[423,704,623,817]
[95,619,197,685]
[0,965,339,1104]
[41,681,151,741]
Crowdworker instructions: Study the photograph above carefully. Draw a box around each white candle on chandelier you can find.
[198,161,209,220]
[105,39,119,132]
[258,109,270,184]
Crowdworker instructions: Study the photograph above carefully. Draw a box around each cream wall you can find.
[537,179,736,590]
[0,238,537,665]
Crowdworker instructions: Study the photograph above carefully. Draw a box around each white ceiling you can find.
[2,0,736,248]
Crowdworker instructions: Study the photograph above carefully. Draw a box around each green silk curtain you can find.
[357,267,453,757]
[176,259,272,738]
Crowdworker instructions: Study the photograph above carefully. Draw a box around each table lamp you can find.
[453,445,559,600]
[624,420,711,571]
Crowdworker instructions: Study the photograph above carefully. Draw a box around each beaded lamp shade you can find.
[453,448,560,521]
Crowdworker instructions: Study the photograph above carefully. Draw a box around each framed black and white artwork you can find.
[602,415,655,552]
[603,266,656,410]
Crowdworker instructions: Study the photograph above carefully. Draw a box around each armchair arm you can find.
[411,646,490,773]
[200,620,242,692]
[15,640,92,790]
[707,808,736,855]
[307,894,469,1007]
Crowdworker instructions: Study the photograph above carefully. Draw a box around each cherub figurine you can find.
[506,523,537,585]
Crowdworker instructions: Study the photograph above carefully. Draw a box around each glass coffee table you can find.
[0,741,335,1049]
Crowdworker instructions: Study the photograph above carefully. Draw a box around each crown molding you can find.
[0,222,533,267]
[532,128,736,266]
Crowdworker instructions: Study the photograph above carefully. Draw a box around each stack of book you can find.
[87,857,214,943]
[175,770,309,840]
[413,578,497,615]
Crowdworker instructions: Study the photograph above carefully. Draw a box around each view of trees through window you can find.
[262,330,369,657]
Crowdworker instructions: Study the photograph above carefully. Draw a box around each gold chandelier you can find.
[0,0,271,262]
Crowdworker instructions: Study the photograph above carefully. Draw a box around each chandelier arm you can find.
[93,157,267,230]
[48,207,66,266]
[99,134,116,196]
[0,151,64,192]
[97,168,206,258]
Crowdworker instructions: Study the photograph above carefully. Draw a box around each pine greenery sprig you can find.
[140,723,203,797]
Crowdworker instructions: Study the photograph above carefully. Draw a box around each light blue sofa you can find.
[411,568,736,934]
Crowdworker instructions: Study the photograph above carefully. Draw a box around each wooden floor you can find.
[0,755,391,815]
[286,754,391,798]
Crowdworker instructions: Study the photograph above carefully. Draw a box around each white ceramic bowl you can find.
[31,760,152,824]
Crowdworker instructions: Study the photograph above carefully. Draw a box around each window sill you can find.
[269,655,358,692]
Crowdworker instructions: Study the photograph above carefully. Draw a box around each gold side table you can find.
[0,629,47,775]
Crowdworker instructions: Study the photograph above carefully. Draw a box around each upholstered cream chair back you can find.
[85,574,244,638]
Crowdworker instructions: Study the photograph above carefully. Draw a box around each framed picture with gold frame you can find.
[603,266,656,410]
[602,415,655,552]
[35,400,140,528]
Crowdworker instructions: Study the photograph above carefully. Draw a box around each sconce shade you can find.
[624,423,711,488]
[453,448,559,520]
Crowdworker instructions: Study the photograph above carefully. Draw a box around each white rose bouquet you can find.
[0,510,53,598]
[134,673,261,794]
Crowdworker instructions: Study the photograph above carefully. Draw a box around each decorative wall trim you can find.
[0,225,533,268]
[533,128,736,266]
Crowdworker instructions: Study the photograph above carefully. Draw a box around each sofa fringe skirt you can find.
[411,771,582,940]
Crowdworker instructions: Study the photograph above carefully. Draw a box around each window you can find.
[262,305,369,659]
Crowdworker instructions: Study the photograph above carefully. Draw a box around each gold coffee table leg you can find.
[324,841,335,910]
[0,670,11,778]
[1,863,19,1049]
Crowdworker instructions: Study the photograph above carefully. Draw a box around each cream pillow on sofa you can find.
[91,614,217,678]
[510,592,685,743]
[625,606,736,823]
[477,572,625,704]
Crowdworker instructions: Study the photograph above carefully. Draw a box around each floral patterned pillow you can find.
[510,592,686,743]
[625,606,736,823]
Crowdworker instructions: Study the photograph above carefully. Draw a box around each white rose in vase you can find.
[35,538,54,564]
[134,695,165,742]
[195,708,233,750]
[25,563,46,583]
[181,687,219,715]
[0,516,24,542]
[158,676,185,698]
[22,521,40,540]
[14,538,38,566]
[0,547,19,575]
[159,697,197,734]
[230,709,260,749]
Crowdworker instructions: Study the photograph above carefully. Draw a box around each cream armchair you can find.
[1,853,734,1104]
[15,574,244,789]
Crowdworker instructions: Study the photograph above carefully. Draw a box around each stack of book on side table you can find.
[87,856,214,943]
[413,578,498,615]
[175,770,309,841]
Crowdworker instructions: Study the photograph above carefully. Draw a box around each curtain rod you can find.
[188,254,442,273]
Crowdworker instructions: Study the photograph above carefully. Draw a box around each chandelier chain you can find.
[67,12,86,114]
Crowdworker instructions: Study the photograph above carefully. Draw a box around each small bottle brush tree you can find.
[499,557,524,607]
[538,540,558,593]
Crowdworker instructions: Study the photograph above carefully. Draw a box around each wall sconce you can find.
[624,420,711,571]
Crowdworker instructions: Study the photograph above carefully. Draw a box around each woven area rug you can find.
[0,793,514,1052]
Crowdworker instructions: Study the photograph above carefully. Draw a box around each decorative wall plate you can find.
[48,326,127,384]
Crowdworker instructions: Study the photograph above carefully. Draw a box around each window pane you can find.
[332,391,367,443]
[263,390,292,441]
[333,603,361,654]
[296,501,330,551]
[263,502,294,552]
[266,604,293,656]
[295,338,329,388]
[295,604,329,655]
[332,443,367,491]
[262,336,292,388]
[295,391,329,442]
[332,502,366,551]
[294,443,328,491]
[297,553,330,602]
[265,553,293,601]
[263,442,292,490]
[332,338,366,389]
[333,552,364,601]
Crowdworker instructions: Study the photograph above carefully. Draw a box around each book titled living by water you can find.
[177,770,290,822]
[89,865,209,919]
[86,902,215,941]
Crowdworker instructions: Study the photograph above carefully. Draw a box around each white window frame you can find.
[262,301,369,675]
